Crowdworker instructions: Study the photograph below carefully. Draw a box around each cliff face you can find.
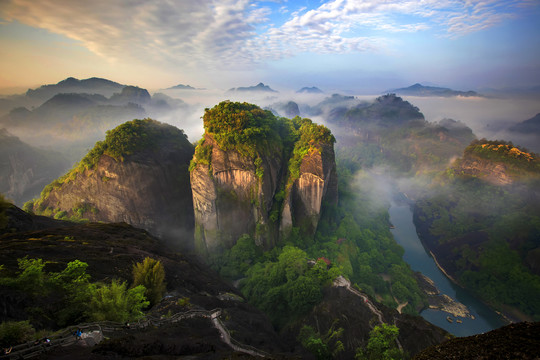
[453,140,540,186]
[190,102,337,257]
[32,119,194,246]
[281,143,338,236]
[191,133,282,253]
[456,156,512,185]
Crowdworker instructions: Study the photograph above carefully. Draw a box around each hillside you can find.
[0,129,70,205]
[414,140,540,321]
[414,321,540,359]
[28,119,194,245]
[322,94,475,174]
[0,206,290,359]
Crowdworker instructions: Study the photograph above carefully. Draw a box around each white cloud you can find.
[0,0,534,71]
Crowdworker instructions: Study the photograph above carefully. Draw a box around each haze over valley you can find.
[1,0,540,359]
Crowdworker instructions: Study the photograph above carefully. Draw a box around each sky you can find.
[0,0,539,93]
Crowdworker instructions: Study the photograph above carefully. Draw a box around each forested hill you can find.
[414,139,540,322]
[27,119,194,245]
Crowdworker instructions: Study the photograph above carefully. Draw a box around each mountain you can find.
[189,101,337,257]
[390,83,479,97]
[320,94,475,174]
[452,139,540,185]
[109,86,151,105]
[228,82,277,92]
[166,84,196,90]
[0,129,70,206]
[25,77,125,102]
[509,113,540,134]
[29,119,195,245]
[297,86,324,94]
[414,139,540,321]
[267,100,300,118]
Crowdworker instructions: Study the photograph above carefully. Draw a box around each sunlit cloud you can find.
[0,0,534,71]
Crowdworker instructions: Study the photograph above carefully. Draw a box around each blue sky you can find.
[0,0,539,93]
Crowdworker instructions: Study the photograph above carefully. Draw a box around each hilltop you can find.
[414,139,540,322]
[390,83,480,97]
[227,82,278,93]
[28,119,194,245]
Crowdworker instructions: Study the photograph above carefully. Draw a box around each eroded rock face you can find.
[457,156,512,185]
[191,134,282,255]
[33,120,194,246]
[190,102,338,257]
[281,143,338,236]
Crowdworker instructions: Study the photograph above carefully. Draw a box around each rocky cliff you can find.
[190,101,337,257]
[30,119,194,246]
[452,139,540,185]
[280,142,338,237]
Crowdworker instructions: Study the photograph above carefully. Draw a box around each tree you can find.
[132,257,166,306]
[356,323,402,360]
[88,279,149,322]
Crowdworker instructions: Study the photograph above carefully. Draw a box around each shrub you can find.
[88,280,149,322]
[0,321,35,348]
[132,257,166,306]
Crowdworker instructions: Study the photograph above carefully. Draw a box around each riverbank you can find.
[388,200,507,336]
[411,202,525,325]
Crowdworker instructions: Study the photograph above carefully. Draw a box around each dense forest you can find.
[415,139,540,320]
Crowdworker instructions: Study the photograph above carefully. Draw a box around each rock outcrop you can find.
[452,139,540,185]
[190,101,337,257]
[280,142,338,237]
[31,119,194,246]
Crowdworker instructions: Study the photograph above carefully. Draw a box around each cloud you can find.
[0,0,534,71]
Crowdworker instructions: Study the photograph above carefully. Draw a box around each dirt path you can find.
[0,309,270,359]
[333,276,403,352]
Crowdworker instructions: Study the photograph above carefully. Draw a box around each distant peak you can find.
[229,83,277,92]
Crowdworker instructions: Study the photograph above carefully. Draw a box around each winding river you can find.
[388,199,507,337]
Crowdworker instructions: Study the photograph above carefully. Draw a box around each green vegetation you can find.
[287,116,335,184]
[298,321,345,359]
[462,138,540,173]
[240,245,340,328]
[329,95,474,175]
[0,257,150,330]
[0,193,10,230]
[203,101,280,156]
[0,320,35,348]
[416,168,540,319]
[29,118,191,217]
[132,257,166,306]
[79,118,190,168]
[210,146,425,330]
[88,280,148,322]
[355,323,402,360]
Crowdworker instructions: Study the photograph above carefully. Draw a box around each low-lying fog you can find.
[159,90,539,153]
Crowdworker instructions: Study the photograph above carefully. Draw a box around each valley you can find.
[0,77,539,359]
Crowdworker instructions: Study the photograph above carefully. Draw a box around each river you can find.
[389,199,507,337]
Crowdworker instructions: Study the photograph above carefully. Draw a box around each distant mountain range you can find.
[228,82,277,93]
[26,77,125,101]
[390,83,480,97]
[509,113,540,134]
[166,84,196,90]
[296,86,323,94]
